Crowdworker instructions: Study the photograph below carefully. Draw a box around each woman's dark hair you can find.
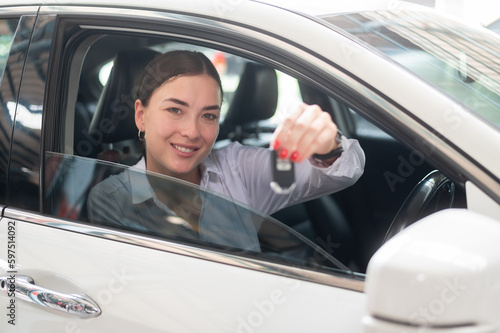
[135,50,223,106]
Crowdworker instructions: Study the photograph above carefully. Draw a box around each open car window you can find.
[43,152,352,276]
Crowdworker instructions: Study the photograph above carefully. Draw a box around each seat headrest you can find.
[89,49,159,143]
[223,62,278,126]
[298,81,333,113]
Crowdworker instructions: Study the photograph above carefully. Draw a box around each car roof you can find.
[0,0,430,17]
[0,0,396,18]
[0,0,278,15]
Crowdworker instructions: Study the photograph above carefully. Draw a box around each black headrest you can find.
[89,49,159,143]
[298,81,333,113]
[223,62,278,125]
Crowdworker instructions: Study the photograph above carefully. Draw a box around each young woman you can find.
[88,50,365,251]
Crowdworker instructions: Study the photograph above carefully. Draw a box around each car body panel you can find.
[1,210,365,332]
[466,181,500,219]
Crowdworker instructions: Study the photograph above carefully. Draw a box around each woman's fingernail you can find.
[272,140,280,150]
[279,149,288,159]
[291,151,299,162]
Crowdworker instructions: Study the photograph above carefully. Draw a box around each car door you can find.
[1,4,366,332]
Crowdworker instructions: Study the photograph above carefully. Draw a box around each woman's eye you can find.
[203,113,218,121]
[167,107,181,114]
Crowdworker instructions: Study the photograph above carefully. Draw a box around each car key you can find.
[270,149,296,194]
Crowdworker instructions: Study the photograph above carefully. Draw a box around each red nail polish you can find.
[272,140,280,150]
[291,151,299,162]
[279,149,288,159]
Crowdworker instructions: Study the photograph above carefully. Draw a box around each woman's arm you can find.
[231,136,365,215]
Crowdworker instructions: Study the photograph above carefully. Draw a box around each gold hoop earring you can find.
[138,130,146,141]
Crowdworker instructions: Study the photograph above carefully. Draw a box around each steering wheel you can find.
[383,170,455,244]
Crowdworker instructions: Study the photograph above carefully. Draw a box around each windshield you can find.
[43,152,351,275]
[323,10,500,130]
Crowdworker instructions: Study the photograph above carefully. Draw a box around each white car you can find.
[0,1,499,332]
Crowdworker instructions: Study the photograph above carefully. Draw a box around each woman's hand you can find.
[270,103,340,164]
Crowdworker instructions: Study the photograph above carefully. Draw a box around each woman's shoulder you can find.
[211,141,264,158]
[208,142,269,168]
[206,142,271,178]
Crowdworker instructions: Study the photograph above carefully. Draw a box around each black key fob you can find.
[270,149,296,194]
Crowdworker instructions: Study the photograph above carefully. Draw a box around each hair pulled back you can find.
[135,50,223,106]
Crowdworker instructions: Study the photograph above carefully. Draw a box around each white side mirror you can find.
[363,209,500,332]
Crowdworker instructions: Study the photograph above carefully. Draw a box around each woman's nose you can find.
[179,118,200,139]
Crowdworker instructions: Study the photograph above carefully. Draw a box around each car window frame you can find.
[35,7,374,290]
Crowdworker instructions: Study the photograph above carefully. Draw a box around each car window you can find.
[324,11,500,130]
[0,18,18,82]
[43,151,351,275]
[0,17,21,206]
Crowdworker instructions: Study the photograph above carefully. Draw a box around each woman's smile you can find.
[171,143,199,154]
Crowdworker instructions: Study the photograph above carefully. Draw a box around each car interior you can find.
[44,26,467,275]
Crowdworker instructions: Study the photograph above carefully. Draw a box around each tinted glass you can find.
[0,17,21,206]
[7,15,54,212]
[44,152,350,274]
[0,18,18,81]
[325,11,500,129]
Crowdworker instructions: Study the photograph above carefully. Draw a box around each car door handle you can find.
[0,275,101,318]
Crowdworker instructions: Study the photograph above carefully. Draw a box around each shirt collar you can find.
[199,151,223,186]
[128,168,156,205]
[201,151,223,175]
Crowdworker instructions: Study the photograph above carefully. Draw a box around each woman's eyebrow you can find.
[204,105,221,111]
[164,98,189,106]
[164,98,220,111]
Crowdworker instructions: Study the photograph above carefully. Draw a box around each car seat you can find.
[69,48,159,222]
[218,62,278,146]
[88,48,159,165]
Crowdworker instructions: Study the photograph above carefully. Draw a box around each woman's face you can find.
[135,74,221,183]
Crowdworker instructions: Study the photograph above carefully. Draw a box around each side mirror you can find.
[363,209,500,332]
